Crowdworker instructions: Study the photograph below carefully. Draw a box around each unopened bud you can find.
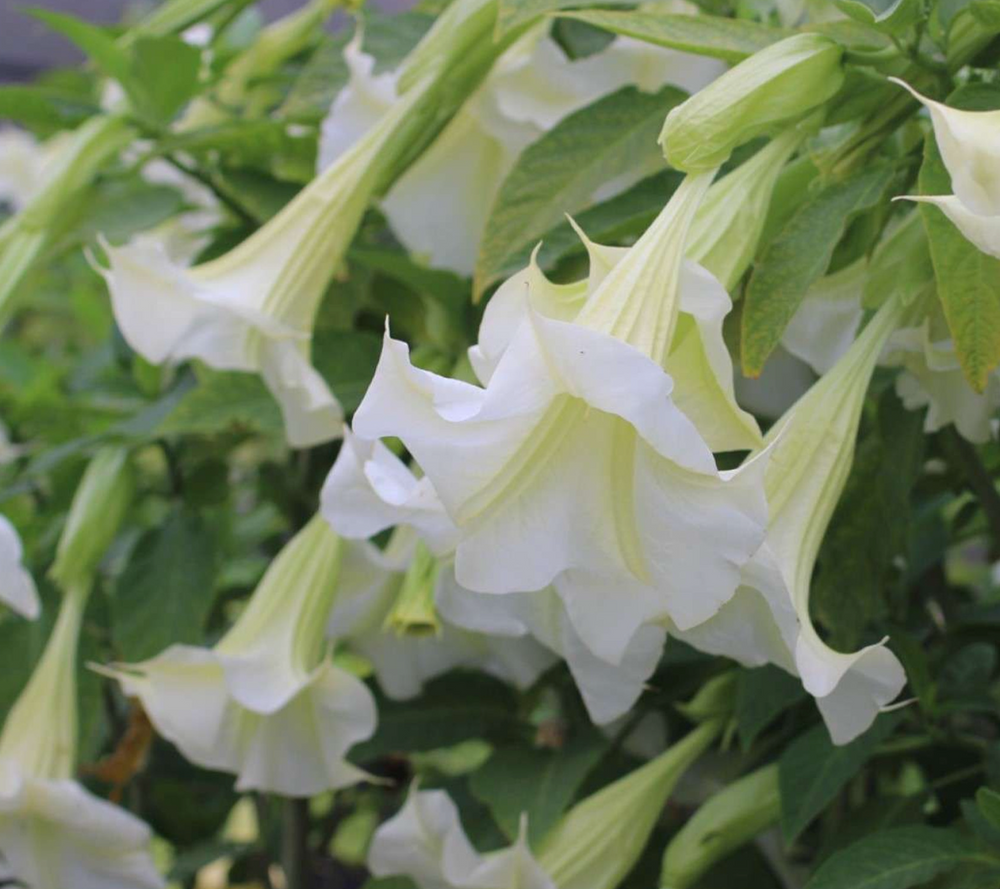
[49,446,134,590]
[660,34,844,172]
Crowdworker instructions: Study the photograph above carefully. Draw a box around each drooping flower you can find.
[321,431,662,724]
[891,78,1000,257]
[352,170,769,672]
[887,305,1000,443]
[97,0,526,448]
[0,513,39,620]
[0,580,164,889]
[675,294,913,743]
[319,28,724,274]
[325,529,558,700]
[100,516,377,796]
[368,719,721,889]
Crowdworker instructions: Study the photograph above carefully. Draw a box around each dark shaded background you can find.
[0,0,410,81]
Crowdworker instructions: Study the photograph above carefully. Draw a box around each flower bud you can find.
[537,720,723,889]
[660,764,780,889]
[659,34,844,172]
[49,446,134,591]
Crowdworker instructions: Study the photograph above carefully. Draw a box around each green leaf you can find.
[279,32,352,123]
[493,168,682,283]
[77,179,186,245]
[812,389,925,649]
[159,368,284,437]
[128,35,202,124]
[0,84,97,132]
[27,8,133,86]
[495,0,631,38]
[469,727,608,844]
[977,788,1000,833]
[736,665,808,750]
[918,134,1000,392]
[779,713,900,843]
[804,826,986,889]
[474,84,685,296]
[351,673,523,762]
[112,507,218,661]
[312,328,383,415]
[834,0,923,34]
[556,10,788,62]
[742,163,894,376]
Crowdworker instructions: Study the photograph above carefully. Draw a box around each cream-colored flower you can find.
[369,720,721,889]
[353,173,768,672]
[892,79,1000,257]
[101,517,376,796]
[676,296,913,744]
[0,581,163,889]
[319,28,724,274]
[321,431,661,724]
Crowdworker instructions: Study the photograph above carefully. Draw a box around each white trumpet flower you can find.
[352,172,769,672]
[369,720,721,889]
[0,581,163,889]
[327,533,557,699]
[98,0,540,447]
[677,296,912,744]
[321,431,663,723]
[370,789,555,889]
[319,29,724,274]
[887,306,1000,443]
[96,80,432,448]
[892,79,1000,258]
[0,513,39,619]
[101,516,377,796]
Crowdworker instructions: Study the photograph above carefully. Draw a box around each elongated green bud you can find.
[659,34,844,173]
[49,446,134,591]
[660,764,780,889]
[537,720,723,889]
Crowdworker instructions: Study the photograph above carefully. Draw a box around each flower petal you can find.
[0,514,39,620]
[0,777,163,889]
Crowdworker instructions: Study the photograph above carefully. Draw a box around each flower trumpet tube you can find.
[537,719,723,889]
[659,764,780,889]
[367,720,721,889]
[685,127,806,292]
[101,516,377,796]
[892,78,1000,258]
[677,294,913,743]
[0,580,164,889]
[0,114,134,327]
[0,514,40,619]
[353,173,769,667]
[98,0,526,448]
[659,34,844,173]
